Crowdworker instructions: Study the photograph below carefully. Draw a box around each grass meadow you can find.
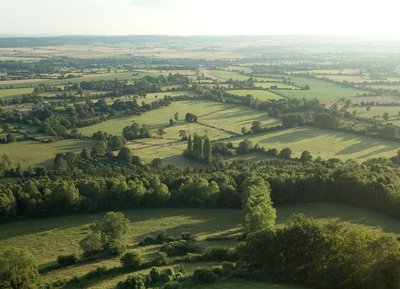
[227,89,282,100]
[352,105,400,120]
[271,76,369,102]
[0,87,34,98]
[230,126,400,161]
[77,100,269,137]
[0,139,94,168]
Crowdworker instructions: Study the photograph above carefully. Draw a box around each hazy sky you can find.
[1,0,400,36]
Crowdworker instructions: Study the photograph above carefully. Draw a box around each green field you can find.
[255,82,299,89]
[227,89,282,100]
[352,105,400,119]
[210,70,251,81]
[199,105,281,134]
[126,138,189,165]
[0,71,157,89]
[230,126,400,161]
[0,87,34,98]
[270,75,369,103]
[0,139,94,168]
[77,100,266,137]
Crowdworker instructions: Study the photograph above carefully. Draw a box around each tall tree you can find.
[242,176,276,233]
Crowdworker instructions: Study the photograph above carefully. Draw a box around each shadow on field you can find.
[277,203,400,235]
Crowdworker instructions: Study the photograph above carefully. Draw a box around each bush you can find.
[203,247,231,261]
[117,275,146,289]
[139,231,175,246]
[154,252,169,266]
[149,267,163,283]
[160,240,201,257]
[192,268,218,284]
[139,236,156,246]
[57,254,79,267]
[162,267,179,282]
[120,251,143,271]
[180,232,193,241]
[221,261,236,276]
[104,240,126,257]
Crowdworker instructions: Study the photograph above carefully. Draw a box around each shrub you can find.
[156,231,168,242]
[192,268,218,284]
[104,240,126,257]
[180,232,193,241]
[154,252,169,266]
[160,240,201,256]
[221,261,236,276]
[203,247,230,261]
[162,267,178,282]
[120,251,143,270]
[79,232,103,257]
[139,236,156,246]
[57,254,79,267]
[117,275,146,289]
[149,267,163,283]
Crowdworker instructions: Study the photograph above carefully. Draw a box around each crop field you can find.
[270,76,369,102]
[230,126,400,161]
[0,139,95,168]
[2,203,400,288]
[227,89,282,100]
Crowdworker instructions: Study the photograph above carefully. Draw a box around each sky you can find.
[1,0,400,36]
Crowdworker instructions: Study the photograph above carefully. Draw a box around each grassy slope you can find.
[2,203,400,287]
[230,126,399,161]
[0,139,95,168]
[2,203,400,266]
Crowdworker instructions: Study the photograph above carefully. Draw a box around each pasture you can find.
[227,89,282,100]
[230,126,400,161]
[255,82,299,89]
[271,75,369,103]
[352,105,400,119]
[77,100,274,138]
[0,71,156,89]
[0,87,34,98]
[0,139,94,168]
[210,70,251,81]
